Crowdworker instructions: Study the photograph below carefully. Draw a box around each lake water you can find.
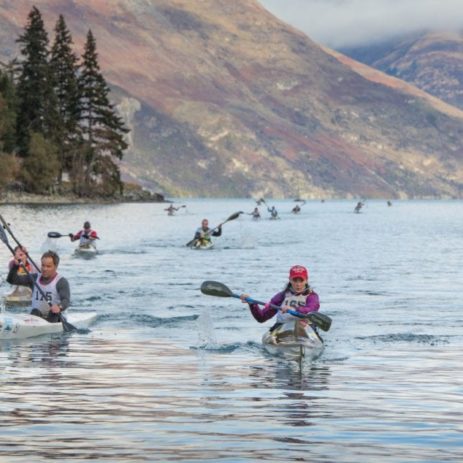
[0,199,462,462]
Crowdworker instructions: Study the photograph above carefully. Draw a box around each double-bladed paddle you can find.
[48,231,100,240]
[200,280,332,332]
[0,215,76,332]
[186,211,243,247]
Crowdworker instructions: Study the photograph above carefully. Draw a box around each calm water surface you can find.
[0,199,462,462]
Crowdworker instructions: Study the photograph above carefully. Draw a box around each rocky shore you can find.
[0,189,166,205]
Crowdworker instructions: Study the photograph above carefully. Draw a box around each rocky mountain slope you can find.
[1,1,463,198]
[341,31,463,112]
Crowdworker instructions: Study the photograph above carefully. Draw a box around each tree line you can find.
[0,7,128,197]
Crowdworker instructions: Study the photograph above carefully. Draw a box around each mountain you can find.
[341,31,463,111]
[1,1,463,199]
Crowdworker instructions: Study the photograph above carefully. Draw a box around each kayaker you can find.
[240,265,320,327]
[192,219,222,247]
[8,245,37,274]
[7,250,71,323]
[291,204,301,214]
[354,201,364,213]
[268,205,279,219]
[251,207,261,219]
[70,221,99,246]
[165,204,178,216]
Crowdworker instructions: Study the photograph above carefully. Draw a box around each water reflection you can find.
[1,334,70,366]
[0,200,462,462]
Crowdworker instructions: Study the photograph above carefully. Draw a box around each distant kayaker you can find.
[7,250,71,323]
[291,204,301,214]
[192,219,222,247]
[354,201,364,213]
[240,265,320,328]
[70,221,99,246]
[165,204,185,216]
[251,207,261,219]
[268,205,279,219]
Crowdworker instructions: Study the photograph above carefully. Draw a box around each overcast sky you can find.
[258,0,463,48]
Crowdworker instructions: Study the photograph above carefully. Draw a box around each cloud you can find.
[259,0,463,48]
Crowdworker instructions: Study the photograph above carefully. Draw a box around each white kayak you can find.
[262,320,323,362]
[0,311,97,340]
[3,286,32,306]
[75,243,98,256]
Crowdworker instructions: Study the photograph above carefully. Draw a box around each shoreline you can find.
[0,191,166,205]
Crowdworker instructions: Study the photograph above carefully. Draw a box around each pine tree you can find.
[15,6,57,156]
[0,68,17,154]
[77,30,128,196]
[20,132,59,193]
[50,14,80,184]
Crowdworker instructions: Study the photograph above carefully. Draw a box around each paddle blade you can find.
[0,225,9,245]
[59,314,77,332]
[222,211,243,224]
[48,232,66,238]
[200,281,234,298]
[305,312,332,332]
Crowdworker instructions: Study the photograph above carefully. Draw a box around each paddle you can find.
[48,231,73,238]
[200,280,332,332]
[186,211,243,247]
[0,216,76,332]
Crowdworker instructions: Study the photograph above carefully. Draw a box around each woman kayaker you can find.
[8,245,37,274]
[7,250,71,323]
[240,265,320,327]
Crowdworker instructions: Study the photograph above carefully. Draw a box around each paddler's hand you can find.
[50,304,62,314]
[240,294,250,303]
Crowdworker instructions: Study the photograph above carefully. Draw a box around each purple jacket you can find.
[249,288,320,323]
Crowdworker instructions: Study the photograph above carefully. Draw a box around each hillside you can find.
[341,31,463,111]
[1,1,463,198]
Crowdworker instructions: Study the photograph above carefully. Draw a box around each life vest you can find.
[195,227,212,244]
[276,288,311,323]
[17,261,33,276]
[77,229,97,246]
[31,273,63,316]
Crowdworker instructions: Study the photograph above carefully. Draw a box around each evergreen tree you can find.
[0,68,17,153]
[20,132,60,193]
[16,7,57,156]
[50,14,80,184]
[77,30,128,196]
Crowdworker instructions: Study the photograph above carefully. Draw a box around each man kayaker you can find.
[192,219,222,247]
[291,204,301,214]
[240,265,320,328]
[7,250,71,323]
[70,221,99,246]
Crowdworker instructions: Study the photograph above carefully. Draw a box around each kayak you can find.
[191,240,214,250]
[262,320,323,362]
[75,243,98,256]
[0,311,97,340]
[3,286,32,306]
